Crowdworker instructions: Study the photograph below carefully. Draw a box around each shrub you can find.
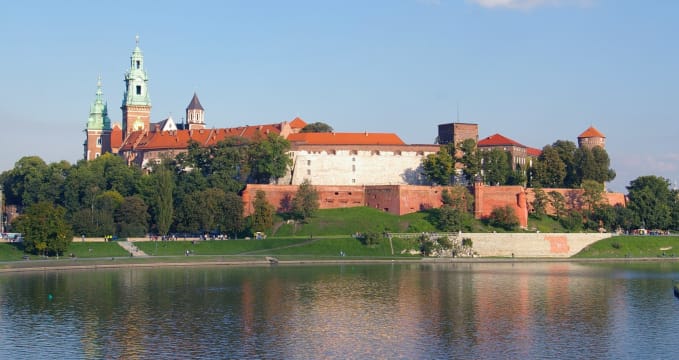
[488,205,519,231]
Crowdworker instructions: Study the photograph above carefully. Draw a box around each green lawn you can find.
[134,238,310,256]
[573,235,679,258]
[266,236,421,258]
[68,242,130,258]
[0,243,26,261]
[271,207,437,237]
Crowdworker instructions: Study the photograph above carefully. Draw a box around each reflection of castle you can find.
[84,39,620,228]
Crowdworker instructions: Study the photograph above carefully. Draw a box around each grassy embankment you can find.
[572,235,679,258]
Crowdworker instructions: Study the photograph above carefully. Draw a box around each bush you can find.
[488,205,519,231]
[358,231,381,246]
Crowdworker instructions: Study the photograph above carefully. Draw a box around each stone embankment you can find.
[455,232,612,257]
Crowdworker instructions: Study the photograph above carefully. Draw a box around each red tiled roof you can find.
[527,147,542,157]
[477,133,526,148]
[287,132,405,145]
[110,124,123,150]
[578,126,605,138]
[120,124,284,151]
[289,117,307,129]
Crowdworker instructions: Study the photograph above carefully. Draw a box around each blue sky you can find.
[1,0,677,192]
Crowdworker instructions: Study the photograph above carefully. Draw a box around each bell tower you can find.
[84,76,112,160]
[186,92,205,130]
[121,35,152,138]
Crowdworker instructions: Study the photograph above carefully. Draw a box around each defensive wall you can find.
[244,183,626,228]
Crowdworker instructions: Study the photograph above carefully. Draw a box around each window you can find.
[96,137,102,147]
[352,178,356,183]
[352,164,356,172]
[136,85,142,95]
[307,169,311,175]
[95,153,100,158]
[352,157,356,162]
[307,160,311,166]
[136,60,140,69]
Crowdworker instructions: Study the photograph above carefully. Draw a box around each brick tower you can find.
[121,36,152,139]
[84,76,112,160]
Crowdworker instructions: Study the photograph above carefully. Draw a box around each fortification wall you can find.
[474,184,529,228]
[243,184,366,216]
[456,232,612,257]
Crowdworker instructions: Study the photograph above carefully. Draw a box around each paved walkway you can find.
[117,241,148,257]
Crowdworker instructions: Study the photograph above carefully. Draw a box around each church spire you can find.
[186,92,206,130]
[87,76,111,131]
[121,35,152,137]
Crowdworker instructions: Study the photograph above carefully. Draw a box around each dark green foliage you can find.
[531,186,549,219]
[481,148,510,185]
[422,146,454,185]
[488,205,519,230]
[458,139,480,184]
[627,175,675,230]
[115,196,149,237]
[13,202,73,256]
[248,133,292,184]
[533,145,566,188]
[175,188,244,235]
[358,231,382,246]
[548,191,567,220]
[559,210,583,231]
[300,122,334,133]
[291,179,320,221]
[430,205,473,232]
[251,190,275,233]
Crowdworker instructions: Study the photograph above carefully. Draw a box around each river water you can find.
[1,262,678,359]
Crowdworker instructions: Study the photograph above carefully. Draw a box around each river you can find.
[1,262,678,359]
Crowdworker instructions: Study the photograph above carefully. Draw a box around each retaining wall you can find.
[458,232,612,257]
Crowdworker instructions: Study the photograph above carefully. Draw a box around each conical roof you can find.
[578,126,605,138]
[186,92,204,110]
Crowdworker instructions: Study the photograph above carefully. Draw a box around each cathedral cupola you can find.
[121,35,152,137]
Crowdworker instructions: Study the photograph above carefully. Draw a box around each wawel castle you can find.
[84,39,618,227]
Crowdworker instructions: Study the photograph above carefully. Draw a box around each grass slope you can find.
[573,235,679,258]
[134,238,309,256]
[271,207,437,237]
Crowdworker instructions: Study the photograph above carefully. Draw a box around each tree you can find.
[552,140,578,187]
[581,180,605,213]
[531,186,549,219]
[433,205,471,232]
[300,122,334,133]
[533,146,566,188]
[248,133,292,184]
[442,186,474,213]
[458,139,481,184]
[627,175,674,229]
[251,190,275,232]
[481,148,510,185]
[13,202,73,256]
[115,196,149,237]
[422,147,454,185]
[217,192,244,236]
[488,205,519,230]
[291,179,319,221]
[152,163,174,236]
[548,191,567,220]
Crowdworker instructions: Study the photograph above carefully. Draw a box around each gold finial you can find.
[135,34,139,46]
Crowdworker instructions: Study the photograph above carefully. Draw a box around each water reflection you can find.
[1,262,679,359]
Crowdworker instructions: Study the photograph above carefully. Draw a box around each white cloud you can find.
[468,0,593,10]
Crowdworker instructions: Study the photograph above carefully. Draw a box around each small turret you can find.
[186,92,205,130]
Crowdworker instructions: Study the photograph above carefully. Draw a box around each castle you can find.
[84,38,619,228]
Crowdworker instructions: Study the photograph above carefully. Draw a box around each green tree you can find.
[581,179,605,213]
[531,186,549,219]
[458,139,481,184]
[152,163,174,236]
[481,148,510,185]
[218,191,245,236]
[248,133,292,184]
[488,205,519,230]
[422,147,454,185]
[251,190,275,232]
[115,196,149,237]
[627,175,674,229]
[291,179,319,221]
[552,140,578,187]
[301,122,334,133]
[13,202,73,256]
[534,146,566,188]
[548,191,567,220]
